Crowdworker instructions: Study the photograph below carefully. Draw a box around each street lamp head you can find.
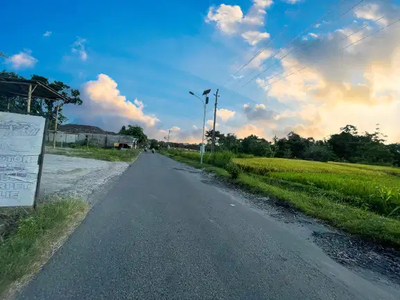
[202,89,211,96]
[189,91,194,95]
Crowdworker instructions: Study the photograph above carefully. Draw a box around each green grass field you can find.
[0,198,89,297]
[163,150,400,247]
[233,157,400,217]
[46,147,141,162]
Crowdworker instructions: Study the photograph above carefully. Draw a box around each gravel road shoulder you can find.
[39,154,130,205]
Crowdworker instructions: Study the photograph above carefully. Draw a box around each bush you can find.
[204,152,235,168]
[226,161,241,179]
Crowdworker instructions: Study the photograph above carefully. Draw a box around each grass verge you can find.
[162,151,400,248]
[46,147,141,162]
[0,198,89,298]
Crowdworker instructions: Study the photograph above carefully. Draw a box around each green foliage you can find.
[304,144,334,162]
[226,161,241,179]
[234,157,400,218]
[241,135,272,157]
[46,147,141,162]
[149,139,160,150]
[119,125,147,145]
[0,71,82,127]
[0,199,88,296]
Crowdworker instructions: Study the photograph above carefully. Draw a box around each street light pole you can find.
[201,100,206,164]
[189,89,211,164]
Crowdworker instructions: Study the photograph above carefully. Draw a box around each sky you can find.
[2,0,400,143]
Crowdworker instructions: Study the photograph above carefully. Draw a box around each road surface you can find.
[17,153,400,300]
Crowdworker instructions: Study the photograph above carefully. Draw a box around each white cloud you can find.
[206,0,272,37]
[71,37,88,61]
[231,74,244,80]
[217,108,236,122]
[354,3,388,25]
[43,31,52,37]
[75,74,159,129]
[254,0,274,8]
[207,119,220,128]
[241,31,270,45]
[253,18,400,142]
[235,124,265,138]
[243,103,275,120]
[283,0,302,4]
[308,32,318,38]
[248,48,273,68]
[6,50,37,70]
[205,4,243,34]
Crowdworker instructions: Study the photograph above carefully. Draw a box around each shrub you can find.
[226,161,241,179]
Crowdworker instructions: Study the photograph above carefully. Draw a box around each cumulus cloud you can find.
[43,31,52,37]
[67,74,159,133]
[71,37,88,61]
[6,50,37,70]
[241,31,270,45]
[207,119,220,128]
[217,108,236,122]
[254,5,400,142]
[355,3,388,25]
[205,4,244,34]
[248,49,273,68]
[159,125,204,143]
[243,103,275,120]
[235,124,265,138]
[206,0,272,40]
[243,0,273,26]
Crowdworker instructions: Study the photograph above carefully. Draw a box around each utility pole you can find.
[167,129,171,149]
[211,89,219,153]
[189,89,210,164]
[53,103,61,148]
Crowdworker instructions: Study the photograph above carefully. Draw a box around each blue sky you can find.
[2,0,400,142]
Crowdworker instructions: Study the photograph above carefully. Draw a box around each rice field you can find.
[233,158,400,217]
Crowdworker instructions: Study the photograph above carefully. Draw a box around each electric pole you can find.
[53,103,62,148]
[211,89,219,153]
[167,129,171,149]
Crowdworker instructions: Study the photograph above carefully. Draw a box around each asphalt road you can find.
[16,153,400,300]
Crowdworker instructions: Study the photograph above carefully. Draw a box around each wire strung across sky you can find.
[222,0,323,88]
[258,10,396,89]
[257,16,400,91]
[233,0,366,91]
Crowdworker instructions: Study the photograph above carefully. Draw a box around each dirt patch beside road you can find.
[39,154,130,205]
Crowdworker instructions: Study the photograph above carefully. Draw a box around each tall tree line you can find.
[204,125,400,166]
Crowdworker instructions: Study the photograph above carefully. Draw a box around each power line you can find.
[222,0,321,87]
[259,16,400,89]
[235,0,364,91]
[259,10,395,89]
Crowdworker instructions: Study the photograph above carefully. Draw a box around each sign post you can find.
[0,112,46,207]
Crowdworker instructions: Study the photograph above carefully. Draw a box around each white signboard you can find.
[0,112,45,207]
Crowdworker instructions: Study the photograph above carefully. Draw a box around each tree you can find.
[0,71,82,128]
[219,133,239,152]
[149,139,160,150]
[388,144,400,166]
[31,75,82,127]
[205,130,222,145]
[286,132,308,159]
[119,125,148,145]
[304,144,334,162]
[328,125,360,161]
[241,135,272,157]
